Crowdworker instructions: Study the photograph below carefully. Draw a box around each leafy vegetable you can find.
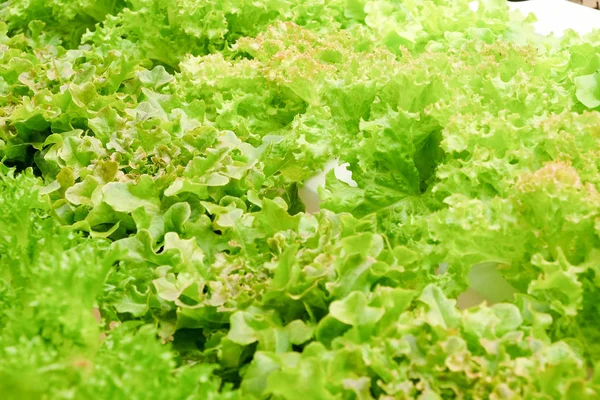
[2,0,600,398]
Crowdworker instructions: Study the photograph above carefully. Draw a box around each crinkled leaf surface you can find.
[2,0,600,398]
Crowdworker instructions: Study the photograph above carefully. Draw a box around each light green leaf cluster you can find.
[2,0,600,398]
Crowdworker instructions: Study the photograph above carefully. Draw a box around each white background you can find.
[509,0,600,36]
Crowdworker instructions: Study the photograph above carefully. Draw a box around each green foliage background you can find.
[2,0,600,398]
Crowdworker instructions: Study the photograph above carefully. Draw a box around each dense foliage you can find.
[2,0,600,398]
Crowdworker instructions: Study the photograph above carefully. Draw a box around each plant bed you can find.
[1,1,600,398]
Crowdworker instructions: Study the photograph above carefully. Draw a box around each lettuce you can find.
[2,0,600,398]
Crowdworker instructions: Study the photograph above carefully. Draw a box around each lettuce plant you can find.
[1,0,600,398]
